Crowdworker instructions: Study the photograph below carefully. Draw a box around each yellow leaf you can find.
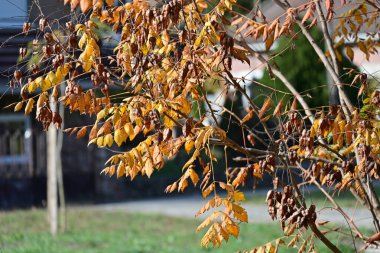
[265,243,276,253]
[185,139,194,154]
[96,109,107,122]
[224,0,233,9]
[25,99,34,114]
[78,33,87,49]
[42,76,51,91]
[195,128,208,149]
[104,134,114,147]
[27,80,38,93]
[124,123,135,141]
[182,149,200,171]
[117,163,126,178]
[55,67,65,84]
[196,212,219,232]
[47,71,57,85]
[194,30,205,49]
[96,136,104,147]
[114,128,128,146]
[188,169,199,186]
[14,102,23,112]
[233,191,245,201]
[145,158,154,178]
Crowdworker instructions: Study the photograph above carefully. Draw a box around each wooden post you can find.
[47,115,58,235]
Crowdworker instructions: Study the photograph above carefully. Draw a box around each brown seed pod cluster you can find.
[310,162,342,187]
[258,154,276,173]
[287,149,299,165]
[92,62,111,88]
[217,31,234,71]
[36,99,53,130]
[299,129,314,154]
[144,109,161,131]
[266,186,317,230]
[282,111,302,137]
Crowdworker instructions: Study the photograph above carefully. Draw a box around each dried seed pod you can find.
[68,34,78,48]
[42,45,52,58]
[182,117,194,137]
[33,39,39,50]
[360,73,367,84]
[266,190,274,202]
[22,23,31,36]
[39,18,47,31]
[247,134,255,145]
[52,112,62,129]
[19,47,27,59]
[36,104,53,130]
[273,177,279,189]
[66,21,74,32]
[44,32,55,43]
[31,64,39,75]
[163,128,172,142]
[14,70,22,84]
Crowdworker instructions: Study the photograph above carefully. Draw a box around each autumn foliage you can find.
[7,0,380,251]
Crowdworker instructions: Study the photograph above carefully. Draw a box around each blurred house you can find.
[0,0,179,209]
[0,0,100,209]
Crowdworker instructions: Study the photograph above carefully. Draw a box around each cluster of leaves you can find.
[7,0,380,252]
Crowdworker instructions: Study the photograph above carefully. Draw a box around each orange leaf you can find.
[80,0,92,12]
[188,169,199,186]
[259,97,272,119]
[241,110,254,124]
[70,0,80,10]
[105,0,114,6]
[76,126,88,139]
[273,96,284,116]
[89,125,98,140]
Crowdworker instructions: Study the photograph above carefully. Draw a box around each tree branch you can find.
[236,40,315,124]
[273,0,354,114]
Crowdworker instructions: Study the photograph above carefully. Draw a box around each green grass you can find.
[247,185,380,209]
[0,208,366,253]
[0,208,361,253]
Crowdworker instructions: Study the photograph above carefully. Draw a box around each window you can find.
[0,0,28,28]
[0,114,32,178]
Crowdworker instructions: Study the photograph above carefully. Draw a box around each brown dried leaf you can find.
[259,97,272,119]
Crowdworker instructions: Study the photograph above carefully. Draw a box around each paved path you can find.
[90,194,376,228]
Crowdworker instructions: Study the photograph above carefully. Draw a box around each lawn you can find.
[0,208,361,253]
[247,185,380,209]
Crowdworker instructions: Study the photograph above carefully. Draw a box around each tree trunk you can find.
[56,85,66,233]
[47,123,58,236]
